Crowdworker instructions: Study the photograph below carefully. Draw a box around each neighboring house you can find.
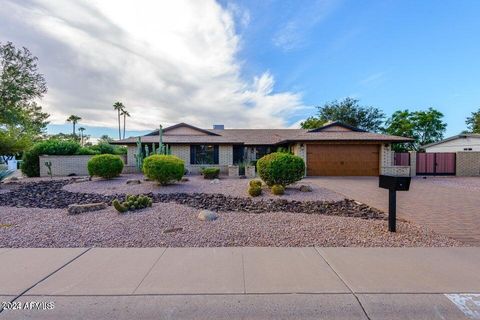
[422,134,480,152]
[111,122,411,176]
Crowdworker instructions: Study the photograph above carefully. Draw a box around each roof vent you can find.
[213,124,224,130]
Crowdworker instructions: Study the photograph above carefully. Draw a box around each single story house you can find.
[112,121,412,176]
[422,134,480,152]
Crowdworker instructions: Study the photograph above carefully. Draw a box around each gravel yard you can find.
[62,174,345,201]
[0,203,461,247]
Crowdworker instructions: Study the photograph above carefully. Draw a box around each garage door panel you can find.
[307,144,379,176]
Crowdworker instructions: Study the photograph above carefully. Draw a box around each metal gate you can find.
[416,152,456,175]
[394,153,410,166]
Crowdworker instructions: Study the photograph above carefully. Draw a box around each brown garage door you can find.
[307,144,380,176]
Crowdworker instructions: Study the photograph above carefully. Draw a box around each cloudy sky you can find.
[1,0,480,138]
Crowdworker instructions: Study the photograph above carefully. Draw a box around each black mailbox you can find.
[379,175,411,191]
[378,175,412,232]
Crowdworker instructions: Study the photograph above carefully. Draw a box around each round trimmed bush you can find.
[87,154,124,179]
[256,152,305,187]
[271,184,285,195]
[142,154,184,185]
[248,185,262,197]
[202,167,220,179]
[249,179,262,188]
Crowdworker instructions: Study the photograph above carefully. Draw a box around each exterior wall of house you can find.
[456,152,480,176]
[125,144,234,175]
[170,144,233,174]
[425,136,480,152]
[164,126,209,136]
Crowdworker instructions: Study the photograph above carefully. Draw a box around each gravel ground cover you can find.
[0,203,461,247]
[63,174,345,201]
[0,179,383,218]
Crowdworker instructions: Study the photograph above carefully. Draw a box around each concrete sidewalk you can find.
[1,247,480,319]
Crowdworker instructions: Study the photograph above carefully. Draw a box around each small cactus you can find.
[112,199,128,213]
[248,185,262,197]
[271,184,285,195]
[113,194,153,213]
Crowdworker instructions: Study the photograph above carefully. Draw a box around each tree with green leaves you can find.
[66,115,81,135]
[99,134,113,143]
[383,108,447,151]
[0,41,49,158]
[113,101,125,139]
[300,97,385,132]
[466,108,480,133]
[120,108,130,139]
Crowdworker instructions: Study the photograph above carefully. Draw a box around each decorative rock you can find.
[181,177,189,182]
[299,185,313,192]
[197,210,218,221]
[210,178,220,184]
[126,179,141,185]
[163,227,183,233]
[67,202,107,215]
[72,177,90,183]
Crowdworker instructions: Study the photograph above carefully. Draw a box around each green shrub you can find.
[21,139,81,177]
[113,194,153,213]
[202,167,220,179]
[271,184,285,195]
[256,152,305,187]
[142,154,184,185]
[87,154,124,179]
[248,185,262,197]
[249,179,262,188]
[76,147,100,155]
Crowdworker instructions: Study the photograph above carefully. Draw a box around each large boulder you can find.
[67,202,107,215]
[197,210,218,221]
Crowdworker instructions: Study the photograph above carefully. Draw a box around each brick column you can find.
[409,151,416,177]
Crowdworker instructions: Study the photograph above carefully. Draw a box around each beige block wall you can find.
[456,152,480,176]
[40,155,93,177]
[40,155,129,177]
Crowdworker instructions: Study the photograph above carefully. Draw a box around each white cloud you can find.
[272,0,341,51]
[0,0,305,130]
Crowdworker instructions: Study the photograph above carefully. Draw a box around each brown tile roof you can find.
[112,126,412,145]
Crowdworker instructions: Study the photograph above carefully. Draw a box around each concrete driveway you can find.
[308,176,480,245]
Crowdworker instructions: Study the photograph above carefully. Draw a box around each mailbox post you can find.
[379,175,411,232]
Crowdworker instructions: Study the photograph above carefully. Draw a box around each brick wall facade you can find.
[456,152,480,176]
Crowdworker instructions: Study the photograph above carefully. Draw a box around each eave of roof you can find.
[421,133,480,149]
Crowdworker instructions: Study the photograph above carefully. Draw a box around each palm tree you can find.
[120,109,131,139]
[78,127,86,145]
[66,115,82,136]
[113,102,125,139]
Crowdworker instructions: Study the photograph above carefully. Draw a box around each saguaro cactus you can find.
[134,137,144,171]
